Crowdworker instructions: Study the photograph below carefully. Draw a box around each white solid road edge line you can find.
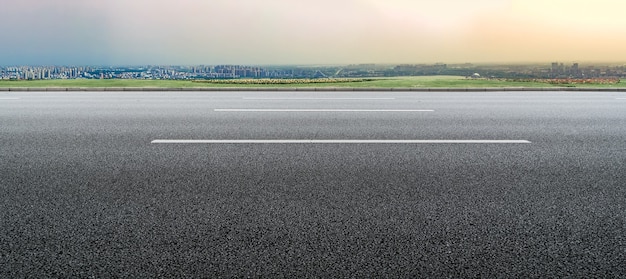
[151,139,531,144]
[214,109,433,112]
[0,97,20,100]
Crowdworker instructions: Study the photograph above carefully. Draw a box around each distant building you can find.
[570,63,580,77]
[551,62,565,77]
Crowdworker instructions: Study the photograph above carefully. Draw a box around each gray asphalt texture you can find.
[1,91,625,278]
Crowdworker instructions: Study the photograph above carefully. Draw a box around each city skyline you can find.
[2,0,626,65]
[4,62,625,81]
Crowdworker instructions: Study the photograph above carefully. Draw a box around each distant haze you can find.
[2,0,625,65]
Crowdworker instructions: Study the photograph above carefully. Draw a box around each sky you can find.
[1,0,626,65]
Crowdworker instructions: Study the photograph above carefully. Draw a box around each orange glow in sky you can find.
[1,0,625,64]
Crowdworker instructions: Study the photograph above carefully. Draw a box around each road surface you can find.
[1,91,625,277]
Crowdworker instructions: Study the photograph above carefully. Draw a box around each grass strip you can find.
[0,76,624,88]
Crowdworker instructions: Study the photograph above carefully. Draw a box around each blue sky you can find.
[2,0,626,65]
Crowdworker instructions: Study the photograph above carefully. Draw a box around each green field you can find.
[0,76,624,88]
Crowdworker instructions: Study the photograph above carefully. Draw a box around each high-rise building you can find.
[571,63,579,76]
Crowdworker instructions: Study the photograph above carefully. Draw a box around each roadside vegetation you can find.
[192,78,373,85]
[495,78,620,86]
[0,76,624,88]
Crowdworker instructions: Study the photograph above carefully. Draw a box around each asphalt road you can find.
[1,91,625,277]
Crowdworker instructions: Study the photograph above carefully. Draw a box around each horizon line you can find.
[3,61,626,67]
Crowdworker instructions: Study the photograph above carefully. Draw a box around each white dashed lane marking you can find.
[214,109,433,112]
[243,98,396,100]
[152,139,531,144]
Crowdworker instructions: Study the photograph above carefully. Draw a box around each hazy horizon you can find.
[2,0,626,66]
[5,61,626,68]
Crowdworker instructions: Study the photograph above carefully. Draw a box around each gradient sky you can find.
[1,0,625,65]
